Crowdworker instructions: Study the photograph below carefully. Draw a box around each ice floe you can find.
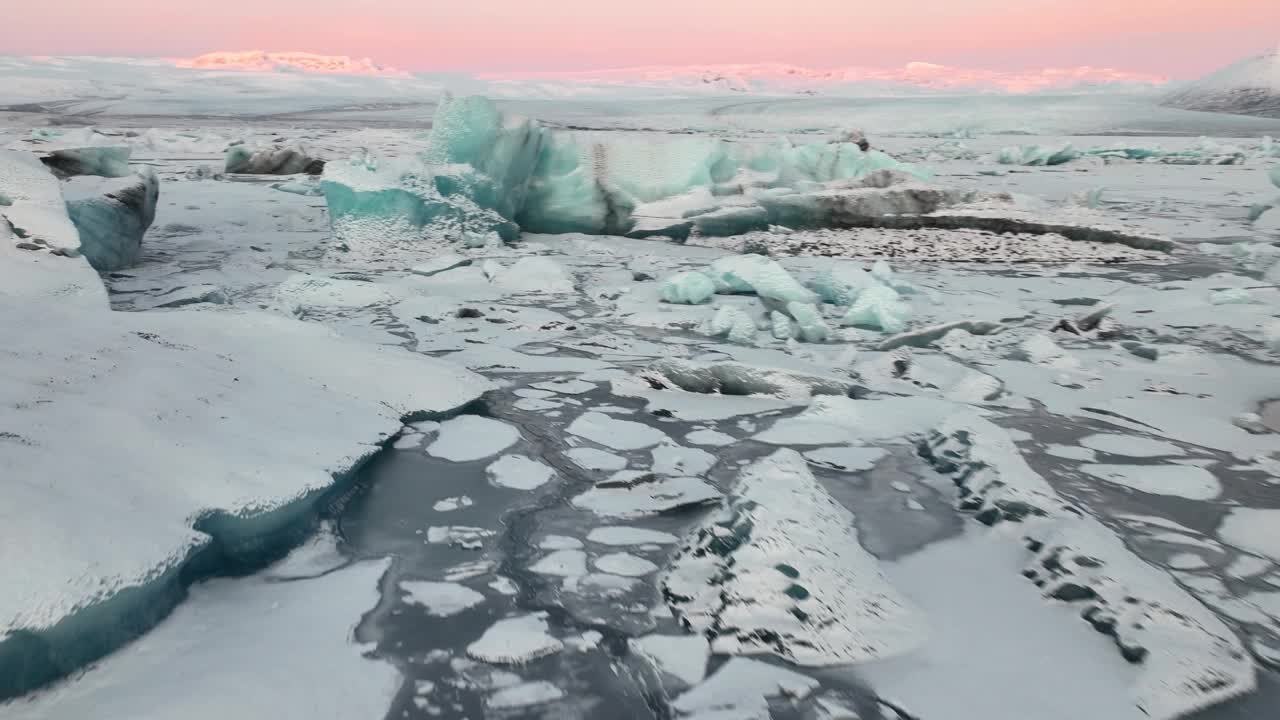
[665,450,922,665]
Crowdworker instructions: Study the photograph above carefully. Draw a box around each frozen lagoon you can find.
[2,69,1280,720]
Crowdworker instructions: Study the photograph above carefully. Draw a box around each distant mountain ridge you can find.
[1163,47,1280,118]
[479,61,1168,95]
[171,52,1166,95]
[177,51,408,77]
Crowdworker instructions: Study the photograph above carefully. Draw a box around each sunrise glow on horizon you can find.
[2,0,1278,79]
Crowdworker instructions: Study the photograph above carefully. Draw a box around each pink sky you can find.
[3,0,1277,78]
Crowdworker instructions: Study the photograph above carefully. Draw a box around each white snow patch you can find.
[573,476,722,518]
[672,657,819,719]
[593,552,659,577]
[861,532,1146,720]
[1046,444,1098,461]
[566,447,628,471]
[530,550,588,577]
[651,441,716,476]
[4,560,397,720]
[1218,508,1280,562]
[685,429,736,447]
[587,526,679,546]
[1080,433,1184,457]
[466,613,564,665]
[486,680,564,709]
[568,412,669,450]
[493,257,576,294]
[401,581,486,617]
[432,496,473,512]
[803,446,887,472]
[755,396,955,446]
[531,378,596,395]
[631,634,710,685]
[1081,464,1222,500]
[486,454,555,490]
[427,416,521,462]
[539,535,584,550]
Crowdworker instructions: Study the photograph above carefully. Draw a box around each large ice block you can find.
[659,271,716,305]
[518,133,636,235]
[424,94,545,220]
[38,145,133,179]
[705,255,816,304]
[225,145,324,175]
[64,169,159,271]
[995,143,1082,166]
[841,284,911,333]
[321,154,519,246]
[0,149,81,255]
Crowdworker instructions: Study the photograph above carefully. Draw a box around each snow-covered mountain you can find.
[481,61,1168,96]
[176,51,407,77]
[1163,47,1280,118]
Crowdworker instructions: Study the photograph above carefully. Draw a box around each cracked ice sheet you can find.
[986,348,1280,457]
[610,375,801,421]
[1218,509,1280,562]
[1080,464,1222,501]
[672,657,819,719]
[631,634,710,686]
[0,244,490,640]
[389,296,576,353]
[754,396,958,446]
[665,450,922,665]
[4,559,397,720]
[567,412,668,450]
[921,414,1256,719]
[859,531,1146,720]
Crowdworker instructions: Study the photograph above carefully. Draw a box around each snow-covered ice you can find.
[485,454,555,490]
[2,560,397,720]
[401,581,487,617]
[427,416,521,462]
[631,634,711,685]
[567,412,668,450]
[1080,464,1222,500]
[466,613,564,664]
[665,450,923,665]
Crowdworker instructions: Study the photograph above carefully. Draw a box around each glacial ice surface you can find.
[63,169,159,271]
[664,449,923,665]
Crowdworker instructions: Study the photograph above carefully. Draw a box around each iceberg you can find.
[0,150,81,256]
[271,179,323,196]
[705,254,816,304]
[807,265,879,306]
[321,153,519,247]
[424,94,545,221]
[688,205,769,237]
[706,305,758,344]
[663,450,923,665]
[225,145,324,175]
[321,96,935,245]
[995,143,1082,166]
[785,301,831,343]
[658,271,716,305]
[64,169,159,271]
[38,145,133,179]
[518,132,636,235]
[841,284,911,333]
